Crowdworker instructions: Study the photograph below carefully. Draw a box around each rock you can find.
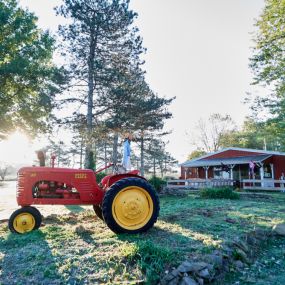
[225,218,236,224]
[233,239,249,253]
[273,223,285,236]
[221,245,233,256]
[161,269,181,284]
[196,278,204,285]
[234,248,251,264]
[168,277,180,285]
[206,263,214,272]
[197,268,210,279]
[245,235,257,246]
[234,260,244,270]
[190,262,208,272]
[179,276,198,285]
[254,228,268,240]
[207,254,223,269]
[177,261,195,273]
[170,269,181,278]
[177,261,208,273]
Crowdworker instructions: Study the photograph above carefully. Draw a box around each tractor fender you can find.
[101,172,147,190]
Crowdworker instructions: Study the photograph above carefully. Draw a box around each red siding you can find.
[201,149,265,160]
[272,156,285,179]
[181,149,285,180]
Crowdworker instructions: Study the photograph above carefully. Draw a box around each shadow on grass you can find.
[0,230,61,284]
[64,205,85,213]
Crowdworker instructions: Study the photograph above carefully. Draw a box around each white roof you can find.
[180,147,285,167]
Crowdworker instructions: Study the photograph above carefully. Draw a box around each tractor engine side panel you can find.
[17,167,104,206]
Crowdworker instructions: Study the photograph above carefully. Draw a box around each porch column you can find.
[259,163,264,187]
[229,164,235,180]
[203,166,209,180]
[270,163,274,179]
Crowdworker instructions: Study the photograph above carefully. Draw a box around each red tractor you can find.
[8,158,159,234]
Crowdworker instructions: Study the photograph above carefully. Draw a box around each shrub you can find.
[96,171,106,183]
[148,176,167,193]
[200,187,240,200]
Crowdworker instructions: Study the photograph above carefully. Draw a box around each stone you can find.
[161,269,180,284]
[177,261,208,273]
[197,268,210,279]
[179,276,198,285]
[254,228,268,240]
[234,248,251,264]
[196,278,204,285]
[206,263,214,272]
[233,239,249,253]
[177,261,194,273]
[273,223,285,236]
[245,235,257,246]
[207,254,223,269]
[234,260,244,270]
[190,262,208,272]
[168,277,180,285]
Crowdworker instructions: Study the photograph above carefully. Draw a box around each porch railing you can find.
[166,179,234,189]
[242,179,285,191]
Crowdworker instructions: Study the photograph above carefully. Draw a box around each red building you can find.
[181,147,285,183]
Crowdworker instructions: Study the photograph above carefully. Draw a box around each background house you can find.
[180,148,285,183]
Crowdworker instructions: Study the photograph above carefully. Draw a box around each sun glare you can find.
[0,131,35,165]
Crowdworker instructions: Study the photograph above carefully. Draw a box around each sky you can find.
[3,0,266,165]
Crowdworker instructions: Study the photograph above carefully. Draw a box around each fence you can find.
[242,179,285,191]
[166,179,234,189]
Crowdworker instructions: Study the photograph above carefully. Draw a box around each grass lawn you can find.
[0,192,285,284]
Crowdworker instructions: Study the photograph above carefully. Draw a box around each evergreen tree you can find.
[57,0,144,169]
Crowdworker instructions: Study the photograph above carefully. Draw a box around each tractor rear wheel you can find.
[102,177,159,234]
[93,204,103,220]
[8,206,42,234]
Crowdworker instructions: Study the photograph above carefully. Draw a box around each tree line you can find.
[187,0,285,160]
[0,0,176,176]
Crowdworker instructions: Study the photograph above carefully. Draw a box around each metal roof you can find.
[182,154,272,168]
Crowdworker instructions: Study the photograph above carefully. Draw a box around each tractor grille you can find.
[17,172,25,198]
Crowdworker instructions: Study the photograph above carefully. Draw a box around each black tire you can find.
[102,177,160,234]
[8,206,42,234]
[30,206,42,221]
[93,204,103,220]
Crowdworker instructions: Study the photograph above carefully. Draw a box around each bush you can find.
[148,176,167,193]
[96,171,106,183]
[200,187,240,200]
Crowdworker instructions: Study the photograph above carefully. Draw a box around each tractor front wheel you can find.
[8,206,42,234]
[102,177,159,234]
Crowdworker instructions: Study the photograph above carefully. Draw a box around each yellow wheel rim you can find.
[13,213,35,233]
[112,186,154,230]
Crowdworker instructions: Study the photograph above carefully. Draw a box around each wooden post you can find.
[229,164,235,180]
[259,163,264,187]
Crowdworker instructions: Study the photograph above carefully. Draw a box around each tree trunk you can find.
[85,30,97,169]
[79,138,83,169]
[104,141,107,168]
[153,157,156,177]
[140,136,145,176]
[112,132,119,165]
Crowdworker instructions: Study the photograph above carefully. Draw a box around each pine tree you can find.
[57,0,144,169]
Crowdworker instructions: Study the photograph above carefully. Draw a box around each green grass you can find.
[0,193,285,284]
[200,187,240,199]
